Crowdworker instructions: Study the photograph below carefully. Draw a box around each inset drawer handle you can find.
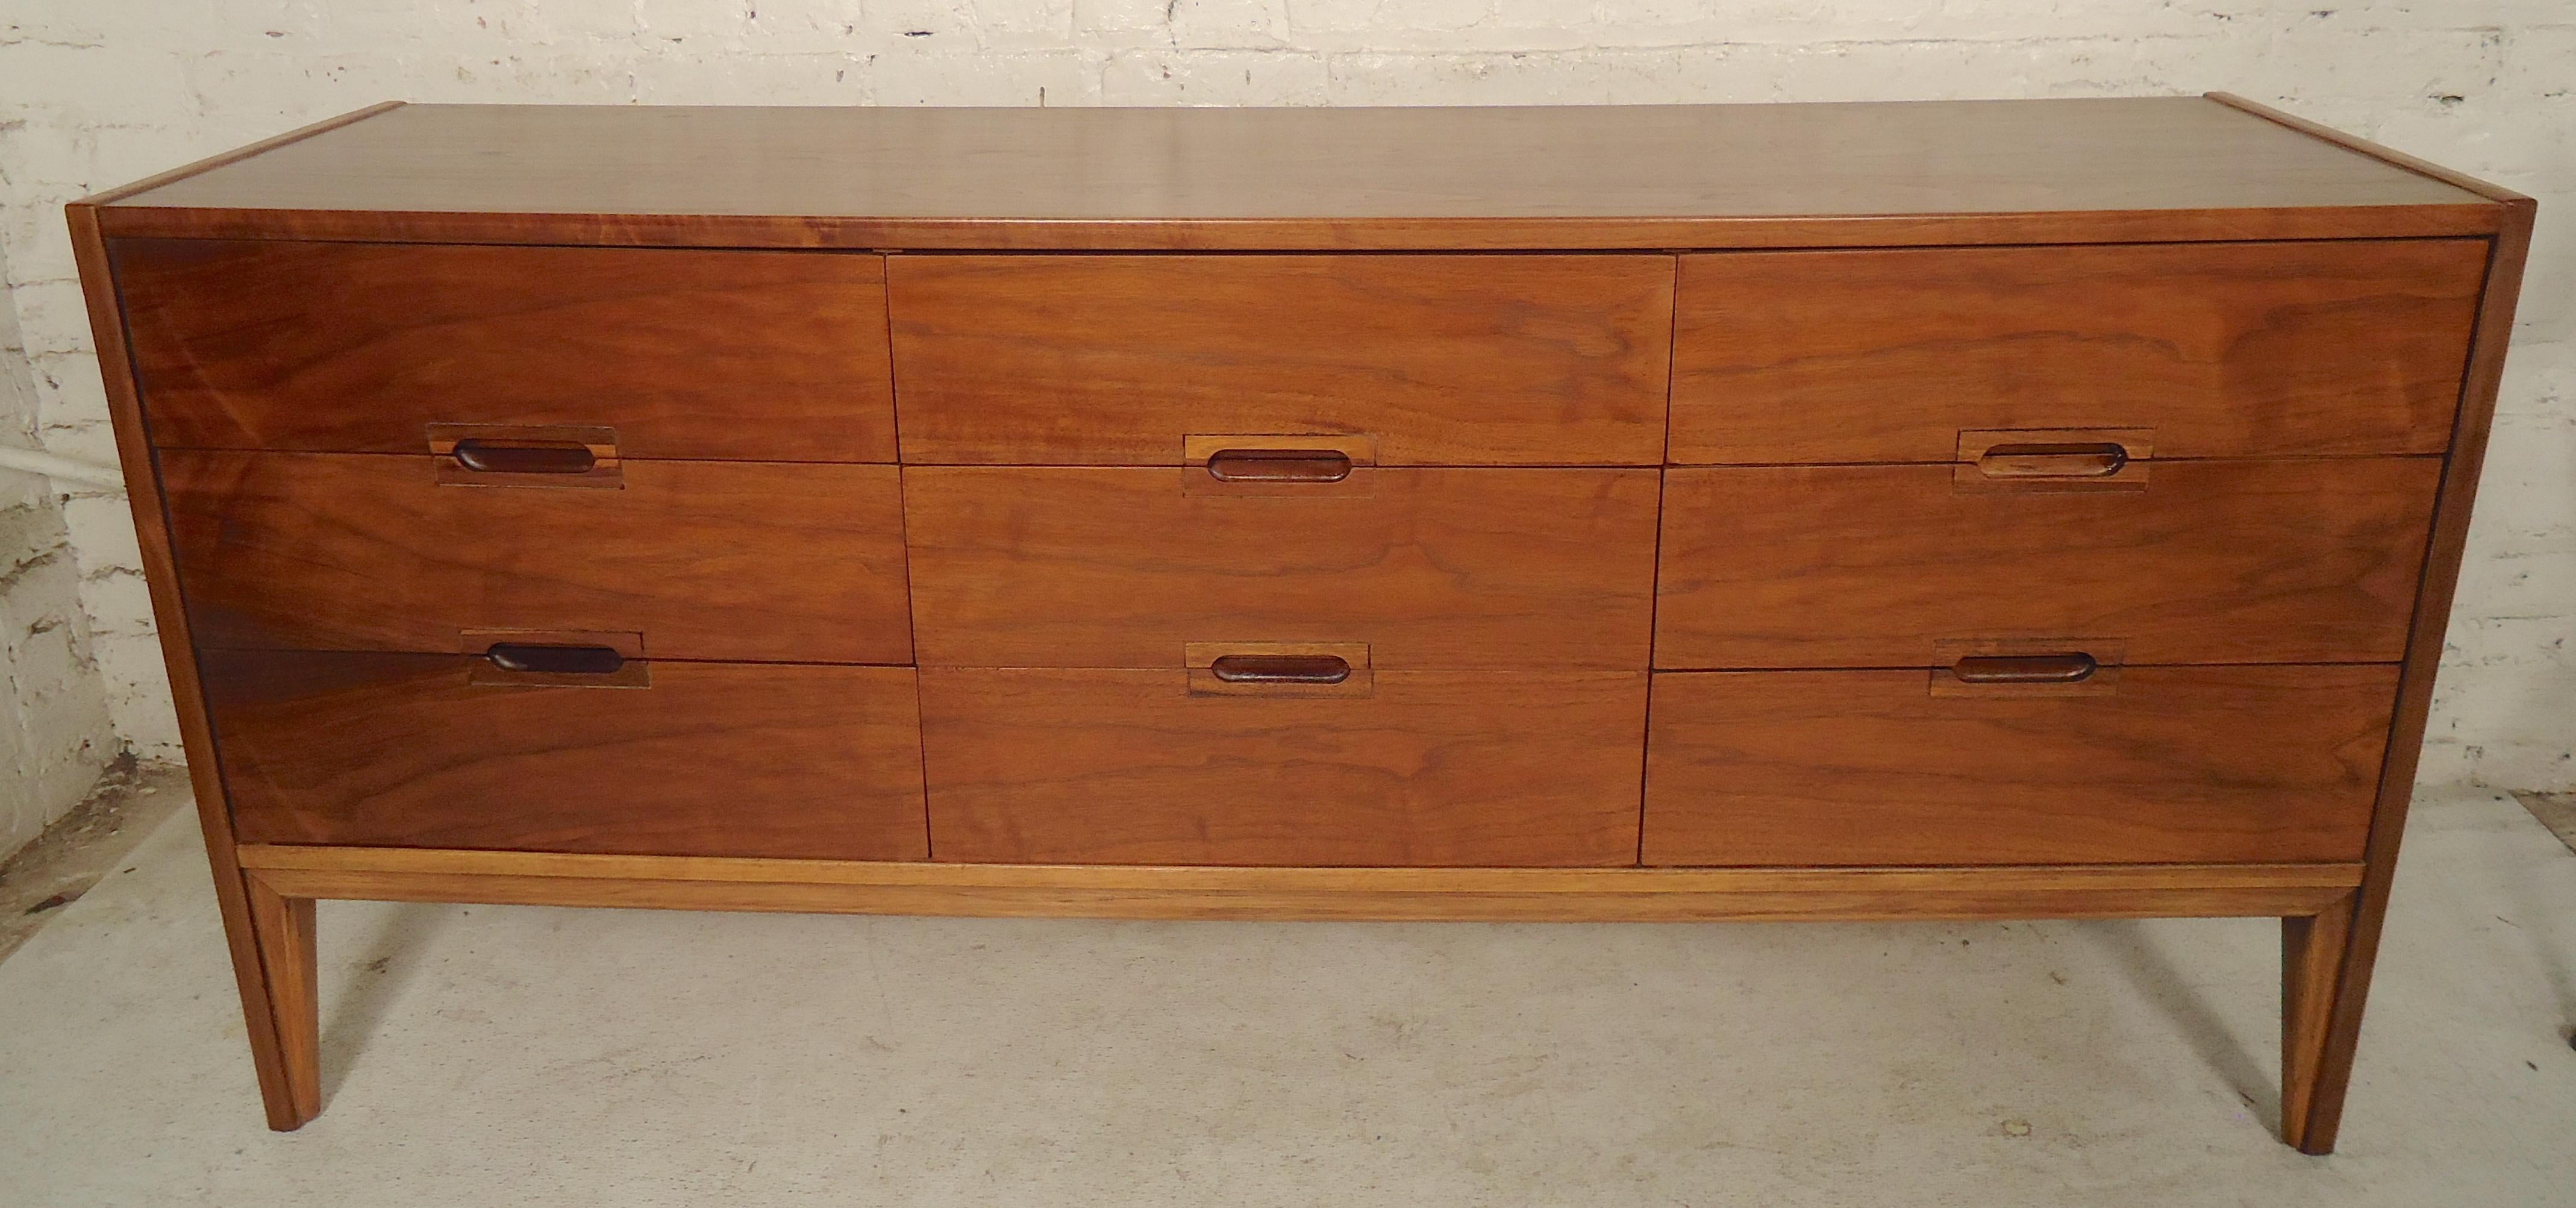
[1208,653,1352,684]
[1205,449,1354,483]
[452,438,598,475]
[1976,442,2128,478]
[485,643,627,675]
[1950,653,2098,684]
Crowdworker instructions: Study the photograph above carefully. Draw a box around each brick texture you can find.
[1,1,2568,787]
[0,232,114,854]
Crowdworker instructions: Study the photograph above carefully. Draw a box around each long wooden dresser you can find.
[69,95,2532,1150]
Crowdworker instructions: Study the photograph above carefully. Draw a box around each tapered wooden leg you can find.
[242,872,322,1130]
[2280,893,2357,1153]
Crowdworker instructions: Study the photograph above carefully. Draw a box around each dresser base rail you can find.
[228,845,2368,1145]
[235,844,2360,922]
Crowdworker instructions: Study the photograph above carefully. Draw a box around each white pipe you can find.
[0,446,126,492]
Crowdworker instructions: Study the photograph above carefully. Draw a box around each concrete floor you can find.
[0,763,193,963]
[1,789,2571,1206]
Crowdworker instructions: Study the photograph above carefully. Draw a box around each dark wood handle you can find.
[486,643,626,675]
[1208,654,1352,684]
[452,438,598,475]
[1976,442,2128,478]
[1205,449,1353,483]
[1950,653,2098,684]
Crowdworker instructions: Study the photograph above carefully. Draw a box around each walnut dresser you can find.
[69,96,2531,1150]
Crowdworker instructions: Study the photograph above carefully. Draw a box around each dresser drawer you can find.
[888,255,1674,465]
[164,452,912,664]
[1643,665,2397,866]
[1670,239,2486,464]
[207,653,930,860]
[1655,458,2438,668]
[114,240,896,460]
[920,668,1646,866]
[904,466,1658,670]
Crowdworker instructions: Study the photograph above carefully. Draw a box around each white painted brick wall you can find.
[1,1,2569,787]
[0,231,116,855]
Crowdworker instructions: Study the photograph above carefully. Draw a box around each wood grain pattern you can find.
[242,875,320,1127]
[78,102,405,207]
[2206,92,2533,204]
[2281,895,2356,1151]
[163,452,913,663]
[69,202,314,1132]
[2187,104,2525,1153]
[239,845,2362,922]
[71,96,2529,1145]
[1655,458,2440,668]
[205,653,931,860]
[1671,240,2486,464]
[1643,666,2399,867]
[2296,198,2540,1155]
[888,254,1673,465]
[113,239,896,460]
[103,204,2505,252]
[920,668,1646,866]
[903,467,1660,669]
[91,99,2500,250]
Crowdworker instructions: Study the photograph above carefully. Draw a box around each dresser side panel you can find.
[66,204,310,1127]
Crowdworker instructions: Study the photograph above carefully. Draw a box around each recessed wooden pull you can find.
[1950,653,2098,684]
[452,438,598,475]
[1977,442,2128,478]
[1208,653,1352,684]
[485,643,626,675]
[1205,449,1353,483]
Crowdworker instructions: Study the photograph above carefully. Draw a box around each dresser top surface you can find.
[93,97,2504,249]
